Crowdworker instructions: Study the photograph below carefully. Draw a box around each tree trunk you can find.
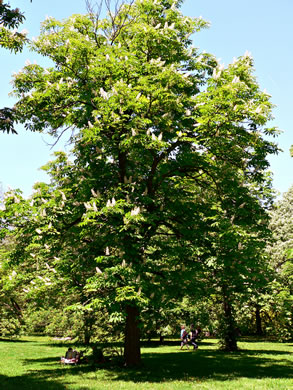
[83,312,94,345]
[124,304,141,366]
[84,331,91,345]
[255,304,263,335]
[221,294,238,351]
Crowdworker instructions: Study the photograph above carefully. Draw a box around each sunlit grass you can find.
[0,336,292,389]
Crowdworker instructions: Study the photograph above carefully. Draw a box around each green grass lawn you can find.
[0,337,292,389]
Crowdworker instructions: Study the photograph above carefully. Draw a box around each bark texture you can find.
[221,296,238,351]
[124,304,141,366]
[255,304,263,335]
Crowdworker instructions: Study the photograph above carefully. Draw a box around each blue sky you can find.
[0,0,292,197]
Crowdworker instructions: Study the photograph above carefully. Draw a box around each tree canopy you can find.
[0,0,280,365]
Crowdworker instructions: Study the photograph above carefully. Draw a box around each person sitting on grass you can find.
[61,347,80,364]
[65,347,74,359]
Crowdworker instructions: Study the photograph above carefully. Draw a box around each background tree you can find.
[0,0,29,52]
[264,186,293,340]
[1,0,279,364]
[0,234,25,337]
[0,0,31,134]
[230,186,293,341]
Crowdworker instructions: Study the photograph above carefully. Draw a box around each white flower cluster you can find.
[131,206,140,216]
[106,198,116,207]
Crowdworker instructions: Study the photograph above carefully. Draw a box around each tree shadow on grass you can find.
[238,349,292,356]
[0,338,30,343]
[141,340,215,348]
[20,345,293,387]
[101,349,293,384]
[10,360,96,390]
[23,356,61,365]
[0,373,67,390]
